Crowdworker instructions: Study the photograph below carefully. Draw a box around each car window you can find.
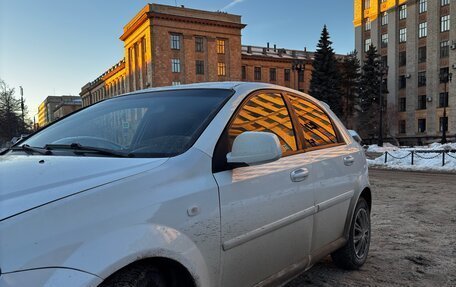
[228,92,297,154]
[288,95,339,148]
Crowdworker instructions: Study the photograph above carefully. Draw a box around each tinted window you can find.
[22,89,232,157]
[228,93,297,154]
[288,95,339,148]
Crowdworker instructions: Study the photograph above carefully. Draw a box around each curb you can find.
[368,166,456,175]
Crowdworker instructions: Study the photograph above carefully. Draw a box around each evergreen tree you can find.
[309,25,342,116]
[339,50,361,127]
[357,45,382,139]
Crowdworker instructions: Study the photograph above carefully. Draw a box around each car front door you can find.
[213,91,315,287]
[286,94,357,253]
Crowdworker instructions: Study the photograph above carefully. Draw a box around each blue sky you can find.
[0,0,354,118]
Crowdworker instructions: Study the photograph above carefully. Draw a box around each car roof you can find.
[118,82,306,97]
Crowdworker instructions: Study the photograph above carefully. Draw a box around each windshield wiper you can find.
[11,144,53,155]
[44,143,133,158]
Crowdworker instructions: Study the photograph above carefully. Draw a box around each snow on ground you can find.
[367,142,456,172]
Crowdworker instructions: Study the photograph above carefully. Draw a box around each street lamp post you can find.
[292,61,305,92]
[378,63,389,147]
[441,72,452,144]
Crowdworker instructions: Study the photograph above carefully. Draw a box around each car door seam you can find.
[316,190,354,213]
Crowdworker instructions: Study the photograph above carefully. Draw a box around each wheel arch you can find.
[343,186,372,239]
[99,257,196,287]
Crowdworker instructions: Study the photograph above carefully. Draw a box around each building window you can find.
[241,66,246,80]
[365,38,372,52]
[441,15,450,32]
[171,59,180,73]
[217,62,226,76]
[381,55,388,67]
[418,22,427,38]
[217,39,225,54]
[399,51,407,66]
[365,18,371,31]
[284,69,290,81]
[399,97,406,112]
[399,120,406,134]
[419,0,427,13]
[196,60,204,75]
[418,46,427,63]
[254,67,261,81]
[172,81,181,86]
[381,34,388,48]
[440,117,448,132]
[381,12,388,26]
[269,68,277,81]
[439,92,449,107]
[418,72,426,87]
[298,70,304,82]
[440,67,450,83]
[399,5,407,20]
[440,41,450,58]
[418,119,426,133]
[399,75,407,89]
[441,0,450,6]
[399,28,407,43]
[170,34,180,50]
[417,95,427,109]
[195,37,204,52]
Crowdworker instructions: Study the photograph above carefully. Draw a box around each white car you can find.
[0,82,371,287]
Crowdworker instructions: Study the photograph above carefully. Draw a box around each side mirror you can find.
[227,132,282,166]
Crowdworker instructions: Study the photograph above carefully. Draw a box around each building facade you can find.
[37,96,82,127]
[80,4,337,108]
[355,0,456,144]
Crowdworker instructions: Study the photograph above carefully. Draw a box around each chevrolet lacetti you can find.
[0,82,371,287]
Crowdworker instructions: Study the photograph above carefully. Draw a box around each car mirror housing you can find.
[226,132,282,166]
[348,130,362,144]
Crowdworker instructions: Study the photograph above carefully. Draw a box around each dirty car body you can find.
[0,82,371,287]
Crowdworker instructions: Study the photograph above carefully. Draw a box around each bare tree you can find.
[0,79,31,146]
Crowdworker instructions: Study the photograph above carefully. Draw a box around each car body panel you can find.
[214,153,316,287]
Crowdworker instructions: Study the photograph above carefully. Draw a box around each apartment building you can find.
[355,0,456,144]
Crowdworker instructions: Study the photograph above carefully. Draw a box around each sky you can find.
[0,0,354,119]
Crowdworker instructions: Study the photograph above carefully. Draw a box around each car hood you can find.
[0,154,168,221]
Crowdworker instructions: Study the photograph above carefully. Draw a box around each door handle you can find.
[344,155,355,166]
[290,168,309,182]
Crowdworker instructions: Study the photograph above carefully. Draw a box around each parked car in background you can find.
[0,82,371,287]
[348,130,363,145]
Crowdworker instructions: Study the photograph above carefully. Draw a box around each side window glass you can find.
[288,95,339,148]
[228,93,297,154]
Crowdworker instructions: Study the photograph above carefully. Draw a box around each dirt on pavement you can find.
[286,169,456,287]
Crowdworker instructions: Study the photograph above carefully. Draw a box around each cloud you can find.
[222,0,246,11]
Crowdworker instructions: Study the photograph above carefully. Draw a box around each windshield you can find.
[21,89,232,158]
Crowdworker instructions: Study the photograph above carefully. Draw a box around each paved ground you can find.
[287,169,456,287]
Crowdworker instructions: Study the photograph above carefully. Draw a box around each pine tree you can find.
[309,25,342,116]
[339,50,361,127]
[357,45,382,139]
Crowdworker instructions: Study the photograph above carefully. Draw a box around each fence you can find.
[384,150,456,167]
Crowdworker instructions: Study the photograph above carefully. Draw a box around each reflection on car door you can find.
[213,92,315,287]
[287,94,356,253]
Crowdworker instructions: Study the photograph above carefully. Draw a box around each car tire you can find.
[331,197,370,270]
[100,263,166,287]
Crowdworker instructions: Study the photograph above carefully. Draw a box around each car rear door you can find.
[286,94,358,253]
[213,91,316,287]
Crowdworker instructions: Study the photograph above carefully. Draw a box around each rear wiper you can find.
[44,143,133,158]
[11,144,53,155]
